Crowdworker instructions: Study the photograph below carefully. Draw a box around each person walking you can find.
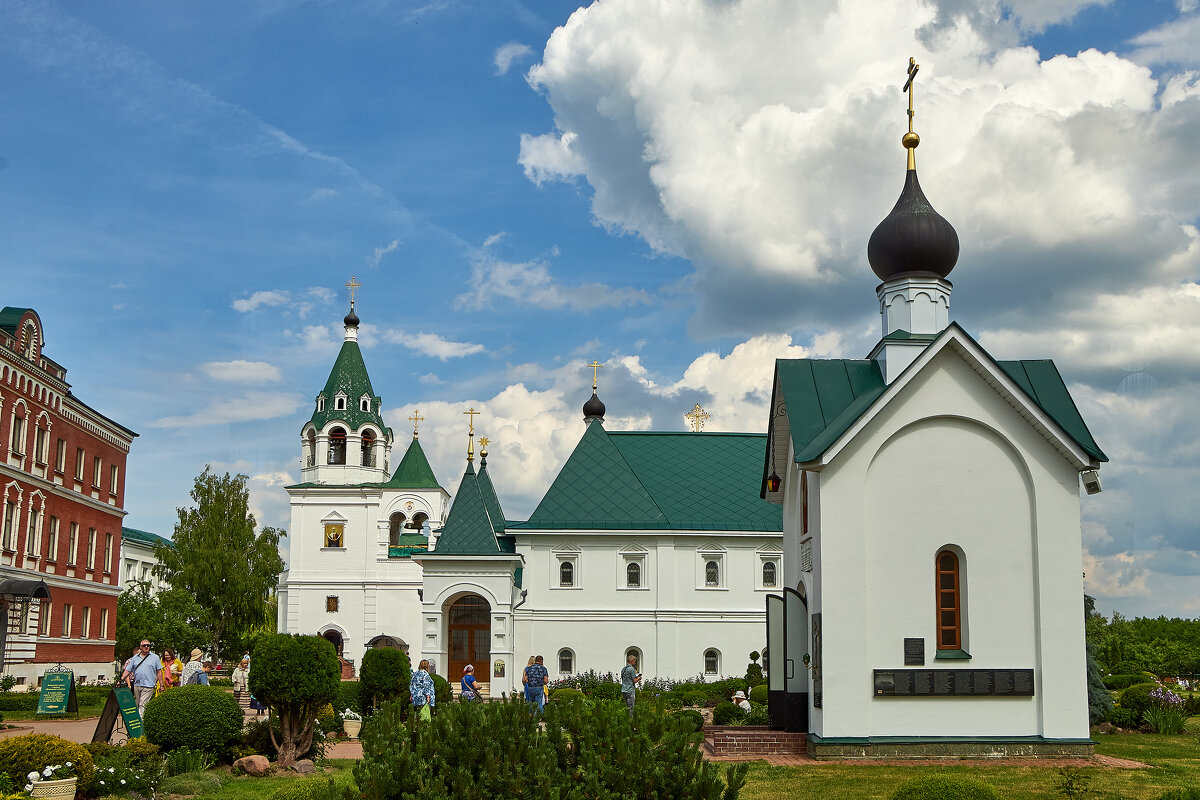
[620,653,642,717]
[410,659,436,721]
[120,639,164,718]
[525,655,549,712]
[157,648,182,694]
[460,664,479,701]
[521,656,535,703]
[232,658,251,711]
[180,648,206,686]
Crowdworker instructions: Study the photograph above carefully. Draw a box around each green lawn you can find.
[3,703,106,721]
[738,734,1200,800]
[155,760,358,799]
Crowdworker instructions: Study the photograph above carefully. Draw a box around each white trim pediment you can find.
[816,324,1097,471]
[755,542,783,554]
[320,510,349,524]
[618,542,648,554]
[696,540,725,555]
[551,542,581,554]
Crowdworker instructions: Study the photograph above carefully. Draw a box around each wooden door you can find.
[447,595,490,680]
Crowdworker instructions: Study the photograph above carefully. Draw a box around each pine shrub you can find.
[683,690,708,707]
[0,733,96,788]
[1151,789,1200,800]
[143,685,242,758]
[746,702,769,725]
[891,775,999,800]
[359,648,411,713]
[339,695,748,800]
[749,684,768,704]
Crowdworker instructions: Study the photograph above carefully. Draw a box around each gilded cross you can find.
[588,360,604,389]
[346,275,362,306]
[463,406,479,435]
[903,57,919,134]
[408,409,424,437]
[684,403,711,433]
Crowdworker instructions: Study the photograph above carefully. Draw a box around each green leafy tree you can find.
[116,580,208,665]
[154,467,285,663]
[248,634,340,766]
[359,648,411,714]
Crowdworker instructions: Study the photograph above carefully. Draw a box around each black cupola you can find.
[867,168,959,281]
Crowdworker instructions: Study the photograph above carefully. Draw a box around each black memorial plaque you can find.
[873,668,1035,697]
[903,638,925,666]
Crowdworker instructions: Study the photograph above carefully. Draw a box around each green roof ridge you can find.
[477,461,508,533]
[309,339,389,433]
[0,307,33,335]
[431,464,502,555]
[385,438,443,489]
[121,526,175,548]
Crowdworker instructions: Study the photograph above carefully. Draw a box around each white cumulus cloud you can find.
[199,360,283,383]
[232,290,291,313]
[494,42,533,75]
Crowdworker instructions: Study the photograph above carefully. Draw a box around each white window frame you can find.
[87,528,97,569]
[74,448,85,481]
[25,505,41,557]
[99,608,109,640]
[39,604,52,637]
[360,396,371,412]
[54,438,65,472]
[618,547,649,591]
[756,545,783,590]
[2,498,17,551]
[46,516,58,562]
[704,648,720,676]
[697,545,726,590]
[552,545,581,590]
[557,648,574,675]
[68,522,78,565]
[92,457,102,488]
[61,603,72,638]
[81,606,91,640]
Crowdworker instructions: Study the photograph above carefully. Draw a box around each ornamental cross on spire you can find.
[901,57,921,170]
[589,360,604,389]
[346,275,362,308]
[685,403,711,433]
[408,409,424,438]
[464,406,479,462]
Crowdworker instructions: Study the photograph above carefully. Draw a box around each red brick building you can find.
[0,307,136,687]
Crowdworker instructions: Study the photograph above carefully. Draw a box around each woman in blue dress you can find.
[460,664,479,701]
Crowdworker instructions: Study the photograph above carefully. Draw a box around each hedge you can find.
[749,684,768,705]
[891,776,999,800]
[358,649,411,714]
[1117,682,1159,721]
[1104,673,1158,691]
[143,685,244,758]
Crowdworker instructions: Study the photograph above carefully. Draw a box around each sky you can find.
[2,0,1198,619]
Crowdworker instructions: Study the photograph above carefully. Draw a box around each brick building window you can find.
[87,528,96,569]
[103,533,113,575]
[68,523,78,565]
[92,457,101,488]
[34,428,48,464]
[9,414,24,455]
[81,606,91,639]
[61,604,72,637]
[46,517,58,562]
[100,608,109,639]
[2,501,15,551]
[110,465,119,495]
[25,507,40,557]
[55,438,65,472]
[74,448,85,481]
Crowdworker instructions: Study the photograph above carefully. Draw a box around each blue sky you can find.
[3,0,1198,618]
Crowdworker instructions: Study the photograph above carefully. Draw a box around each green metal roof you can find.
[519,422,781,531]
[430,464,504,555]
[383,438,443,490]
[121,527,174,549]
[476,459,508,534]
[308,339,389,434]
[769,326,1107,475]
[0,306,33,336]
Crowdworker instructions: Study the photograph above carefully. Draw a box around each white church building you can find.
[278,65,1105,757]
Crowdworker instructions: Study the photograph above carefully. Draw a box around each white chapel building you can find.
[759,89,1107,757]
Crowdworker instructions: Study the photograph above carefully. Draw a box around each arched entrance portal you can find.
[322,629,344,658]
[447,595,490,681]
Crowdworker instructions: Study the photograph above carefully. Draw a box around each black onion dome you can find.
[344,308,360,327]
[867,169,959,281]
[583,391,606,421]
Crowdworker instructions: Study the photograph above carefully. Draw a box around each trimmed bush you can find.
[1104,673,1158,691]
[749,684,768,705]
[588,682,622,702]
[550,687,585,702]
[660,695,684,711]
[0,733,96,789]
[432,674,453,706]
[339,696,748,800]
[712,701,741,726]
[672,709,704,733]
[1117,682,1159,721]
[249,634,341,766]
[143,684,243,758]
[1106,707,1138,728]
[891,775,999,800]
[161,771,223,795]
[358,648,411,713]
[683,690,708,707]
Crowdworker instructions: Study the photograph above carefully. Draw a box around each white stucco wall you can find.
[792,349,1089,741]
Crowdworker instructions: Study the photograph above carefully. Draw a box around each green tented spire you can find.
[384,437,443,490]
[432,463,503,555]
[308,320,389,435]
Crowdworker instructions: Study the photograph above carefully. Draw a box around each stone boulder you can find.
[290,759,316,774]
[234,755,271,776]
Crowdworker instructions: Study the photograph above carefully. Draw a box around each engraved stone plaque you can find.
[903,637,925,666]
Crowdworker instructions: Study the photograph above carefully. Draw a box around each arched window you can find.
[10,413,25,455]
[626,561,641,588]
[361,398,371,412]
[704,648,719,675]
[625,647,641,670]
[316,397,325,412]
[558,648,574,674]
[335,396,346,410]
[705,560,719,587]
[389,512,405,546]
[306,429,317,467]
[762,561,777,587]
[559,560,574,587]
[409,512,429,532]
[936,550,962,650]
[361,430,375,466]
[328,427,346,465]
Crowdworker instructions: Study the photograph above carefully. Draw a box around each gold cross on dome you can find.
[346,275,362,306]
[408,409,424,437]
[588,360,604,389]
[903,57,919,133]
[463,406,479,435]
[684,403,711,433]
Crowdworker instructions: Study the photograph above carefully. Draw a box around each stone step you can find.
[450,681,490,699]
[702,726,807,757]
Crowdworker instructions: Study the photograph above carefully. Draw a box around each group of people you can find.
[119,639,256,718]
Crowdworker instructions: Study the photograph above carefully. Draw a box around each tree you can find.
[1084,595,1113,724]
[359,647,412,714]
[116,580,209,664]
[154,467,285,663]
[248,634,340,766]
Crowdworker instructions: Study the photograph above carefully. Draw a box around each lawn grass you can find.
[738,734,1200,800]
[3,703,106,721]
[156,760,358,799]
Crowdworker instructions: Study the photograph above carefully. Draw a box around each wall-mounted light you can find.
[1081,469,1102,495]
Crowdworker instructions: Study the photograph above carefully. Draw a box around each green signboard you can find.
[114,686,143,738]
[36,671,78,716]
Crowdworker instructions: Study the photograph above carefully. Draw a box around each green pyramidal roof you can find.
[519,422,781,531]
[431,464,504,554]
[384,438,443,489]
[309,338,389,433]
[476,460,508,533]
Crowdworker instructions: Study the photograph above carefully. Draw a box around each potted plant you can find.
[24,762,79,799]
[342,708,363,739]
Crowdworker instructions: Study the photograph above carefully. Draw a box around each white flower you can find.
[65,762,73,767]
[120,779,126,785]
[28,772,39,782]
[43,767,53,777]
[109,767,116,772]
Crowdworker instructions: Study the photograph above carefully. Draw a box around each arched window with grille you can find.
[936,549,962,650]
[558,648,574,674]
[704,648,719,675]
[559,560,574,587]
[625,647,641,670]
[762,561,777,587]
[626,561,641,588]
[705,560,719,587]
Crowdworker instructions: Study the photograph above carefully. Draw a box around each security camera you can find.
[1081,469,1102,495]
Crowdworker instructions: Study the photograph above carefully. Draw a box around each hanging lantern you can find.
[766,472,781,493]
